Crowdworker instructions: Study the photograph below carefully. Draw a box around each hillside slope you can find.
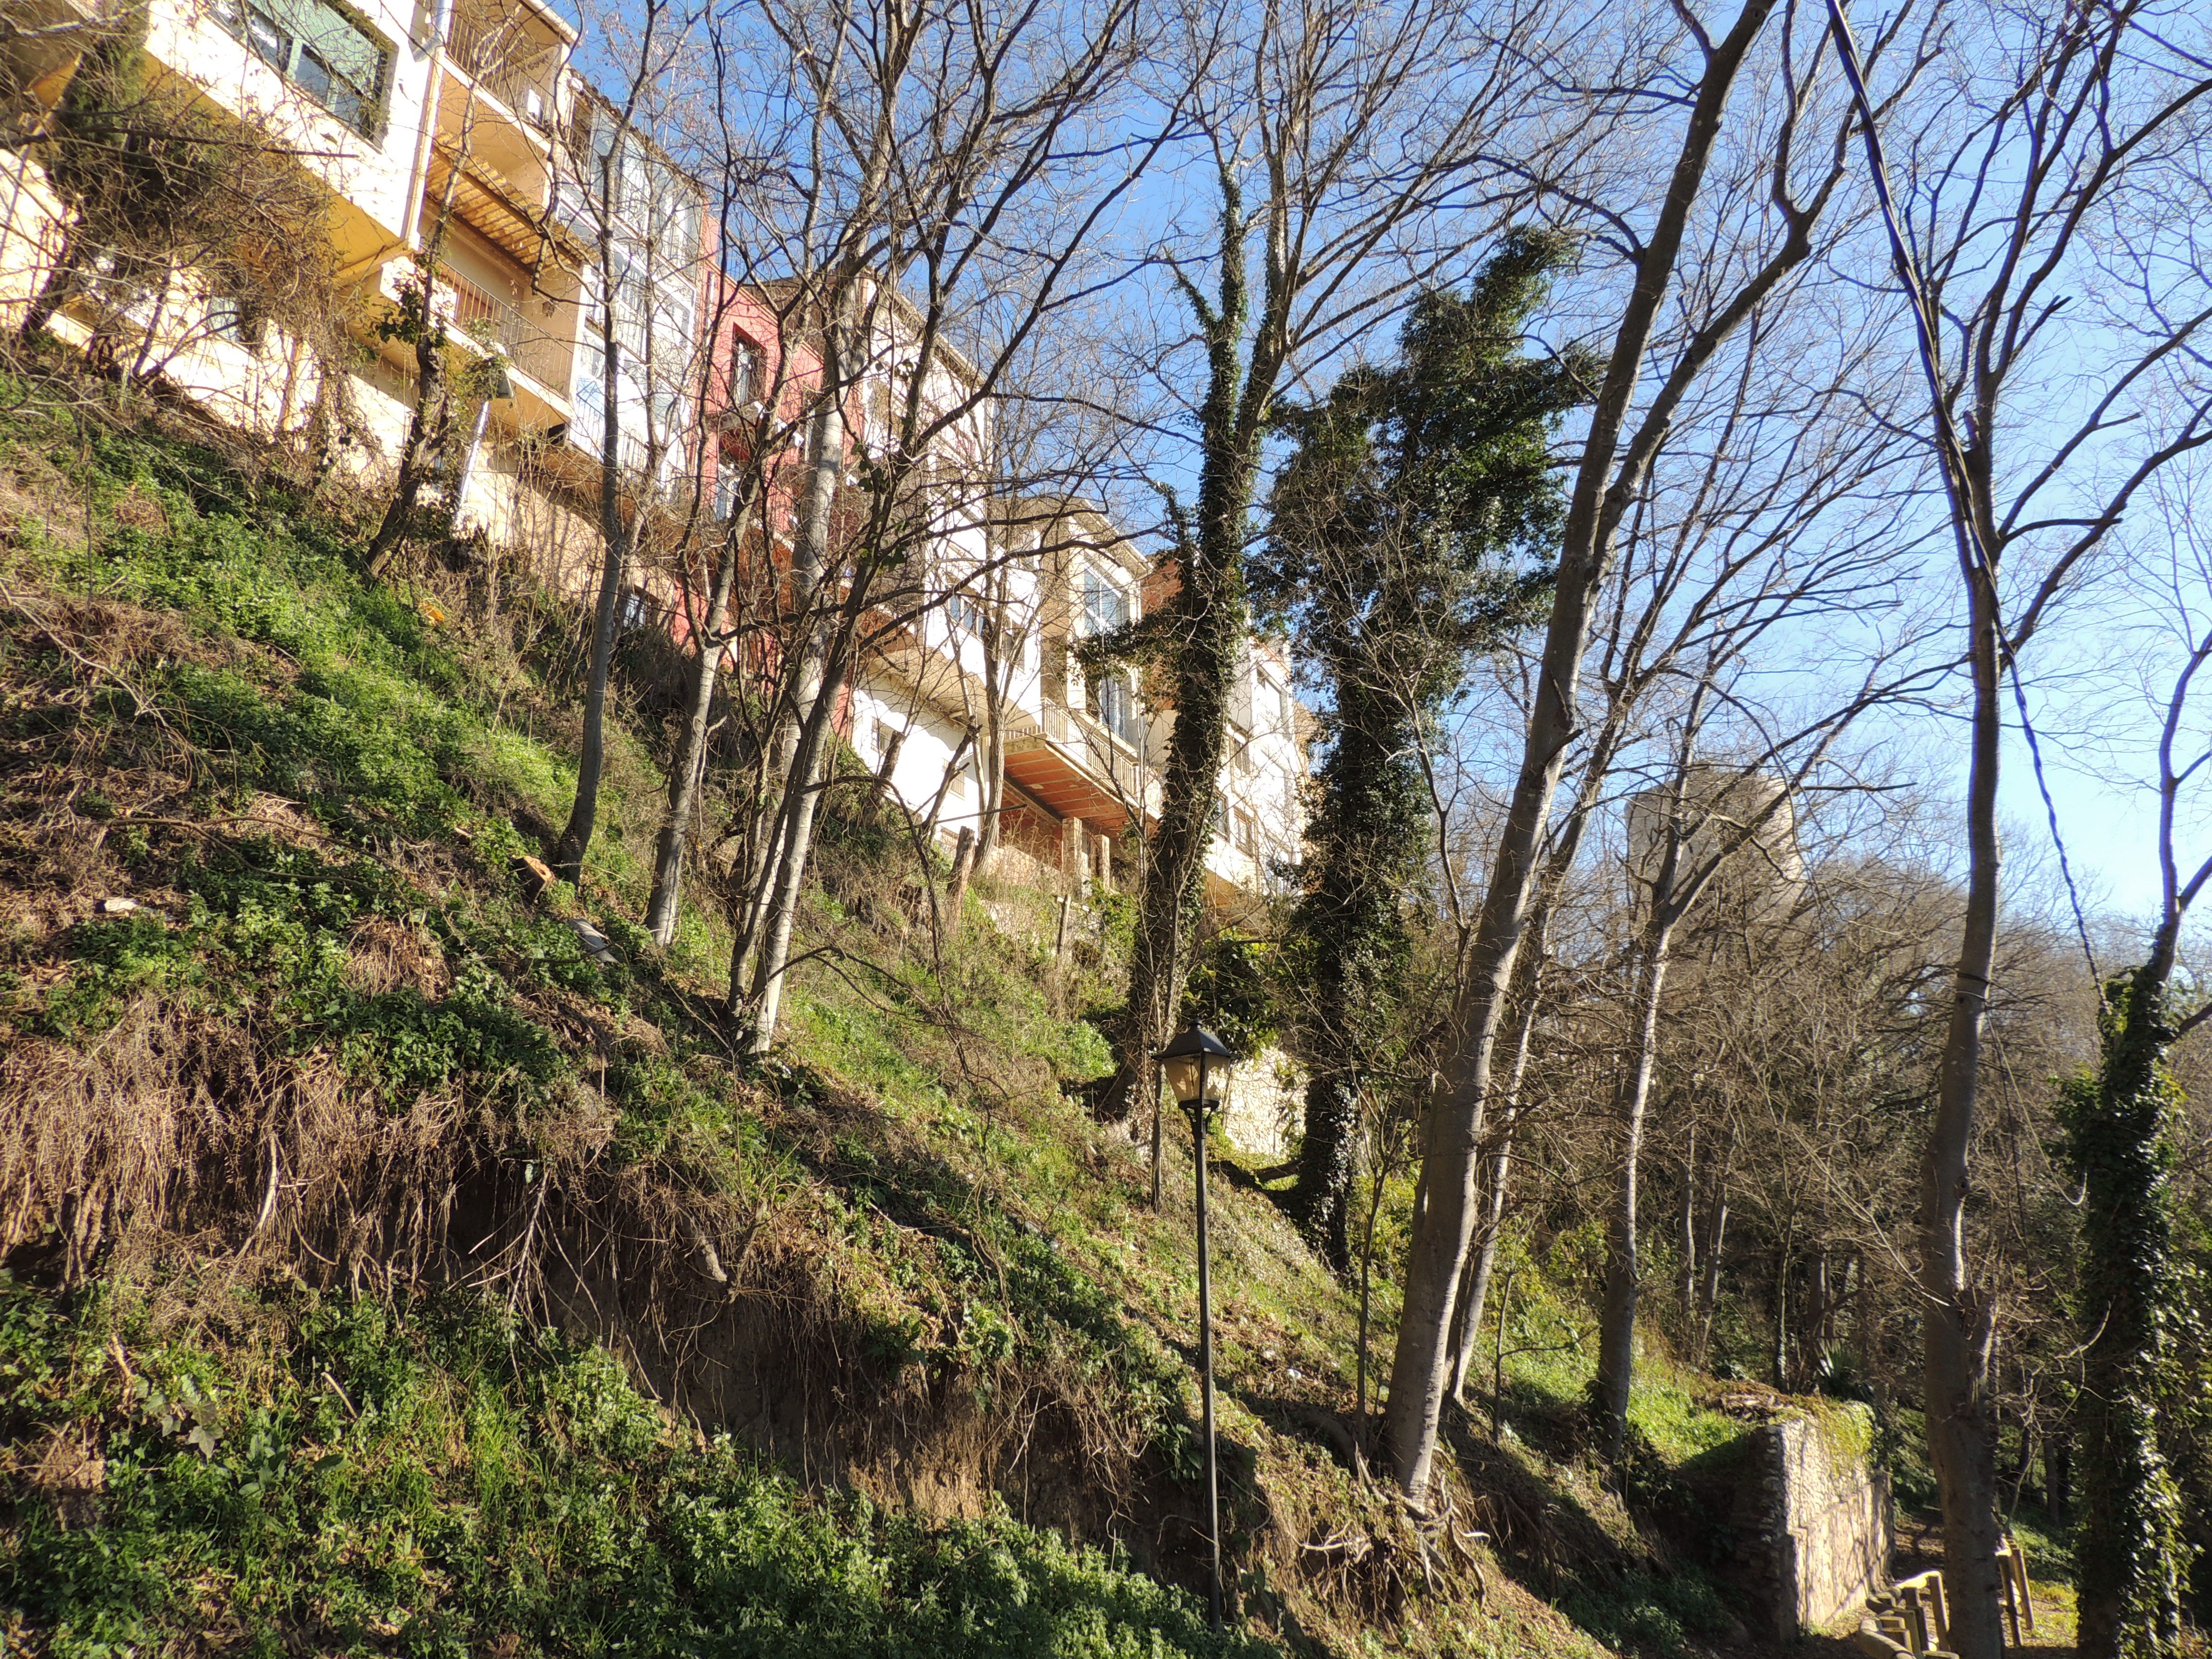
[0,371,1759,1658]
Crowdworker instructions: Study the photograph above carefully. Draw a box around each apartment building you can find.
[848,479,1308,902]
[3,6,1308,908]
[0,0,705,590]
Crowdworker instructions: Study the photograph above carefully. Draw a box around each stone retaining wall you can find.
[1734,1405,1890,1639]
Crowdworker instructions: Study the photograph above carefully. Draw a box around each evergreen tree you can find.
[1252,230,1584,1268]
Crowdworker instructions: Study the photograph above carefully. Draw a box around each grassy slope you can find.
[0,376,1775,1658]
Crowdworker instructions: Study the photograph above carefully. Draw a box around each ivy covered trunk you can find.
[1280,679,1419,1269]
[1106,476,1246,1130]
[1097,181,1267,1139]
[2062,967,2186,1659]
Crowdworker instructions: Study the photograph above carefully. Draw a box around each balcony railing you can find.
[445,5,563,129]
[441,268,574,398]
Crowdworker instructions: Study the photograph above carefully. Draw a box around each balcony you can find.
[444,0,569,135]
[1003,698,1159,834]
[442,265,573,401]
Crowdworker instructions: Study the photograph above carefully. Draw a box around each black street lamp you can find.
[1156,1022,1241,1631]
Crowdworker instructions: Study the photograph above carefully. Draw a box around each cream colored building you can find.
[4,9,1307,907]
[0,0,702,589]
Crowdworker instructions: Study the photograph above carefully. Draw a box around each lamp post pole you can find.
[1157,1024,1238,1633]
[1192,1047,1222,1632]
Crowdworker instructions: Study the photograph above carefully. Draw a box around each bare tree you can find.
[553,3,706,889]
[1827,2,2212,1647]
[1089,0,1546,1184]
[2049,475,2212,1658]
[693,0,1171,1055]
[1381,0,1933,1499]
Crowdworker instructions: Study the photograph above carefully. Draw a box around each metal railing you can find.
[445,5,562,128]
[440,267,574,398]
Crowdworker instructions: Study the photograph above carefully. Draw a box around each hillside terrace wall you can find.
[1734,1405,1890,1639]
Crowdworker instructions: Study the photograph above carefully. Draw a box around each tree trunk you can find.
[364,288,455,581]
[1678,1122,1699,1323]
[738,367,847,1052]
[1449,949,1546,1404]
[645,502,755,946]
[1292,1075,1360,1270]
[2065,968,2186,1659]
[1771,1247,1789,1389]
[945,825,977,923]
[553,159,641,890]
[366,97,475,583]
[1695,1179,1729,1369]
[1380,0,1782,1500]
[1106,448,1251,1127]
[1922,559,2008,1659]
[976,592,1011,871]
[1102,180,1269,1132]
[746,687,835,1050]
[1449,1132,1516,1407]
[17,226,85,341]
[1594,926,1672,1462]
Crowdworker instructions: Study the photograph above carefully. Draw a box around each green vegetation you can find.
[0,383,1258,1653]
[0,373,1886,1657]
[0,1273,1260,1658]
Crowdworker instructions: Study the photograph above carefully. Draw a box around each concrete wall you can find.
[1734,1406,1890,1639]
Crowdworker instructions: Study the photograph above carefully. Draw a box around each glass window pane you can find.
[270,0,384,94]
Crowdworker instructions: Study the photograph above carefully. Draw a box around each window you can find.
[616,588,658,634]
[1094,672,1139,748]
[712,458,742,521]
[211,0,388,136]
[1226,641,1255,733]
[946,587,983,634]
[206,294,264,349]
[1080,565,1129,638]
[728,337,762,407]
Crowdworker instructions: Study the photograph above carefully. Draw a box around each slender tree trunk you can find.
[1923,562,2008,1659]
[553,153,642,888]
[976,596,1010,870]
[747,699,833,1047]
[1449,950,1546,1404]
[1771,1246,1790,1389]
[1355,1132,1392,1454]
[365,296,456,580]
[1679,1121,1699,1322]
[645,502,756,945]
[17,227,84,341]
[1594,925,1673,1461]
[1450,1133,1516,1407]
[740,364,846,1051]
[1695,1176,1730,1368]
[1380,0,1783,1499]
[945,825,977,922]
[367,94,475,582]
